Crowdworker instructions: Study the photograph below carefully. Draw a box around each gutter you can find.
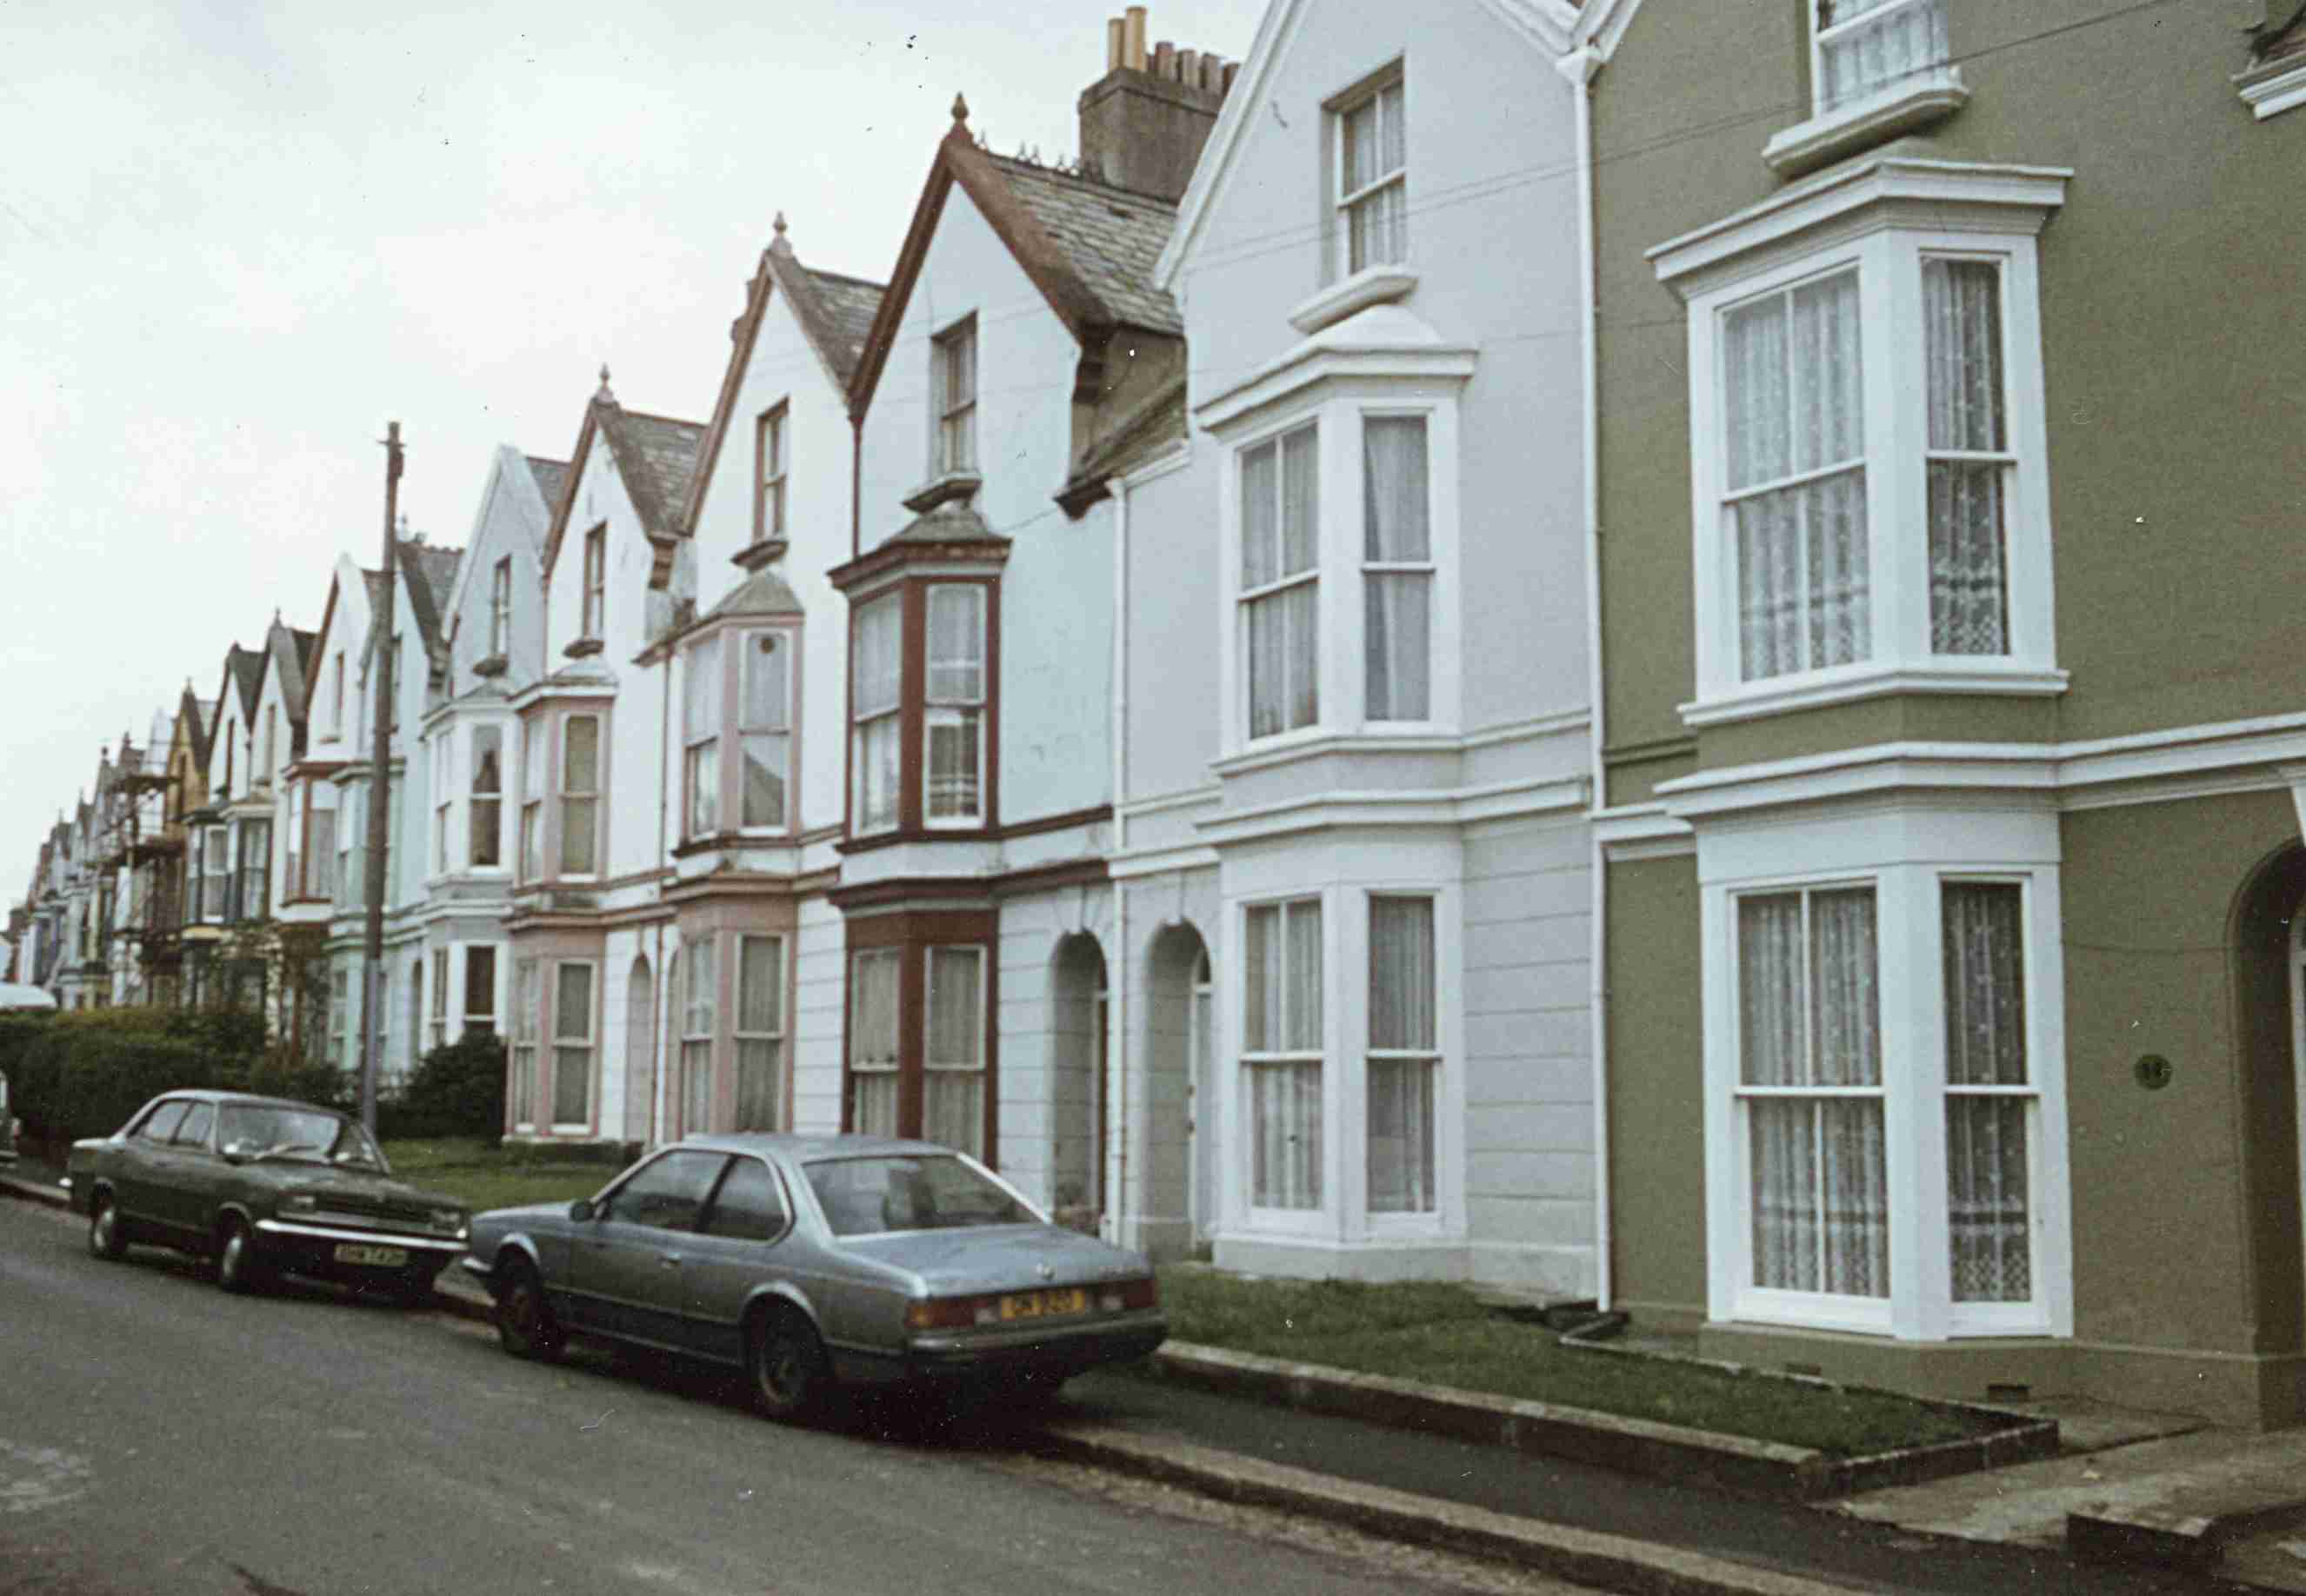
[1555,40,1610,1312]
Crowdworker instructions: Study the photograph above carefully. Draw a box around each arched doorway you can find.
[625,954,655,1145]
[1050,934,1107,1228]
[1144,922,1212,1261]
[2236,843,2306,1377]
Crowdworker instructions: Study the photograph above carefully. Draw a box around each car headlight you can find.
[283,1193,317,1214]
[432,1207,466,1236]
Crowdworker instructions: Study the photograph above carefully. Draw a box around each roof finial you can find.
[769,209,793,258]
[951,92,970,124]
[596,363,615,403]
[773,209,788,238]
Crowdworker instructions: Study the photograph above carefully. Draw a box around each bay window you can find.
[1367,895,1438,1214]
[511,958,538,1131]
[308,810,336,901]
[199,827,229,922]
[558,715,600,875]
[924,947,984,1155]
[734,934,783,1132]
[432,735,454,875]
[1653,162,2066,724]
[684,634,723,839]
[1362,417,1432,722]
[738,631,790,830]
[518,720,543,881]
[1942,881,2033,1307]
[550,961,594,1128]
[850,948,901,1136]
[232,819,270,922]
[925,587,985,824]
[428,948,450,1053]
[681,941,716,1134]
[470,726,503,868]
[1244,898,1323,1210]
[851,595,902,834]
[1241,425,1319,740]
[330,968,349,1071]
[1336,72,1406,275]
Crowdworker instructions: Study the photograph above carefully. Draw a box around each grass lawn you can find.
[381,1137,629,1215]
[1157,1269,2003,1459]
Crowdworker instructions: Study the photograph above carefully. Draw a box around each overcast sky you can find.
[0,0,1263,900]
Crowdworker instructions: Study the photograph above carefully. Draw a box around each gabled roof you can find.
[397,540,464,670]
[1154,0,1583,290]
[676,216,888,539]
[259,615,317,724]
[849,102,1182,417]
[540,376,706,577]
[222,643,263,727]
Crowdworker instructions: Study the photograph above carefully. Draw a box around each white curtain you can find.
[1247,901,1323,1208]
[1368,896,1436,1214]
[559,717,598,874]
[1944,883,2029,1301]
[1363,417,1431,722]
[1343,83,1406,270]
[731,936,783,1133]
[1727,273,1868,681]
[1243,429,1320,739]
[685,634,721,741]
[551,962,592,1126]
[851,949,901,1138]
[853,596,901,718]
[927,589,985,702]
[1818,0,1948,112]
[925,947,983,1155]
[1925,258,2009,655]
[683,941,716,1134]
[1741,890,1886,1297]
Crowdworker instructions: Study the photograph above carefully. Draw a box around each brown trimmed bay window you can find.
[851,595,902,835]
[837,574,1003,843]
[682,623,797,845]
[558,714,601,875]
[842,912,996,1160]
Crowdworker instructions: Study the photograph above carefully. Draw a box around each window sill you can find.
[1762,70,1968,178]
[902,471,983,515]
[562,637,603,660]
[1287,266,1419,336]
[1678,662,2069,729]
[730,535,790,571]
[2236,53,2306,121]
[471,654,510,679]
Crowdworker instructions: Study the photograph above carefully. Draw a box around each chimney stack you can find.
[1077,9,1233,203]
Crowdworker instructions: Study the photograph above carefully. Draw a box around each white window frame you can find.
[680,937,717,1137]
[757,404,788,541]
[469,723,504,870]
[431,730,455,877]
[549,959,597,1134]
[463,944,497,1037]
[1656,163,2066,728]
[581,525,606,640]
[1235,421,1321,746]
[923,586,986,828]
[683,633,723,841]
[932,316,977,477]
[490,558,511,659]
[1333,69,1407,278]
[1696,806,2070,1343]
[736,627,795,835]
[518,718,543,882]
[1239,894,1330,1234]
[1357,409,1439,727]
[511,956,539,1132]
[557,713,602,878]
[1811,0,1949,116]
[429,947,450,1054]
[1364,892,1442,1221]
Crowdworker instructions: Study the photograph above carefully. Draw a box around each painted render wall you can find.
[1121,447,1221,811]
[443,449,552,694]
[855,183,1113,825]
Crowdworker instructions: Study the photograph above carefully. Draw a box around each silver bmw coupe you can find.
[461,1134,1166,1419]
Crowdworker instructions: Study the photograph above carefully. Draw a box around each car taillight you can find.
[905,1294,1001,1330]
[1100,1276,1158,1313]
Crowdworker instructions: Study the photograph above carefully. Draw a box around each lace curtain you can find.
[1741,889,1887,1297]
[1817,0,1949,112]
[681,942,715,1134]
[1925,258,2010,655]
[850,949,900,1138]
[1247,900,1323,1208]
[1726,271,1868,681]
[735,935,781,1133]
[1343,82,1406,271]
[1244,427,1319,738]
[925,947,983,1155]
[551,962,593,1126]
[1368,896,1436,1214]
[1944,883,2030,1301]
[1363,418,1431,722]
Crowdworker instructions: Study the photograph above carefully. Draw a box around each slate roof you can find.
[886,501,1005,548]
[224,644,263,724]
[2255,3,2306,62]
[1061,372,1189,509]
[799,266,886,379]
[525,456,571,515]
[597,409,706,540]
[699,565,803,622]
[982,152,1181,336]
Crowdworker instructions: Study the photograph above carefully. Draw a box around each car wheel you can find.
[748,1308,830,1423]
[495,1260,564,1360]
[216,1217,270,1294]
[86,1194,128,1261]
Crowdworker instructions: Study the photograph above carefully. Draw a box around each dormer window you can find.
[933,317,977,476]
[1336,71,1405,275]
[1815,0,1947,115]
[756,403,789,542]
[581,524,607,639]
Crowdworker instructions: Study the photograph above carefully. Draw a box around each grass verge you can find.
[1157,1269,2001,1458]
[382,1137,630,1214]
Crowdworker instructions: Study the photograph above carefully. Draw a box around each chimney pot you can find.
[1223,61,1239,95]
[1154,40,1175,79]
[1202,54,1225,94]
[1124,5,1148,70]
[1107,16,1124,71]
[1178,48,1199,86]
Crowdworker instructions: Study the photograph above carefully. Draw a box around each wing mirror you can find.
[569,1198,596,1222]
[222,1140,254,1166]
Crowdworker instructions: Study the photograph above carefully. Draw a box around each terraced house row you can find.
[14,1,2306,1428]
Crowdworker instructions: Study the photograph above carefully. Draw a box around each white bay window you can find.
[1654,160,2067,726]
[1367,895,1438,1214]
[739,631,791,830]
[470,725,503,868]
[1244,898,1323,1212]
[1241,425,1320,740]
[1362,416,1433,722]
[1336,73,1405,275]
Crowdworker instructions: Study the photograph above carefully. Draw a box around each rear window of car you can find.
[804,1154,1032,1237]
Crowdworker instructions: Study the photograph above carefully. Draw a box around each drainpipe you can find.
[653,629,673,1148]
[1109,470,1130,1248]
[1555,40,1610,1311]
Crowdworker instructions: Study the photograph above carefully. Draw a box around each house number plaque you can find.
[2135,1054,2173,1091]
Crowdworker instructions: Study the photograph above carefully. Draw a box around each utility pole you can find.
[359,422,403,1134]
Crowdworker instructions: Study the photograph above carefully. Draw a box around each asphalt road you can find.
[0,1196,1592,1596]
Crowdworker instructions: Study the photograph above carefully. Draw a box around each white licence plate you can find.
[333,1243,409,1267]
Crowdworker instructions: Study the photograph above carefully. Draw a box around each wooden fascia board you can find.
[849,135,964,421]
[676,255,775,539]
[825,535,1013,593]
[541,405,601,581]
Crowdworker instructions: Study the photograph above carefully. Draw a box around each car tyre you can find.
[748,1307,830,1423]
[216,1217,270,1294]
[87,1194,129,1261]
[495,1260,565,1360]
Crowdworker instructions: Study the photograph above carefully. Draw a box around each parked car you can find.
[66,1091,469,1302]
[0,1067,16,1167]
[462,1134,1166,1420]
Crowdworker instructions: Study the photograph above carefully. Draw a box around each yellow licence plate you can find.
[998,1287,1087,1321]
[333,1243,409,1267]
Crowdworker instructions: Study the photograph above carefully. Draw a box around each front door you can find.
[569,1149,726,1345]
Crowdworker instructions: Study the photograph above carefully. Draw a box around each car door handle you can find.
[658,1255,681,1268]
